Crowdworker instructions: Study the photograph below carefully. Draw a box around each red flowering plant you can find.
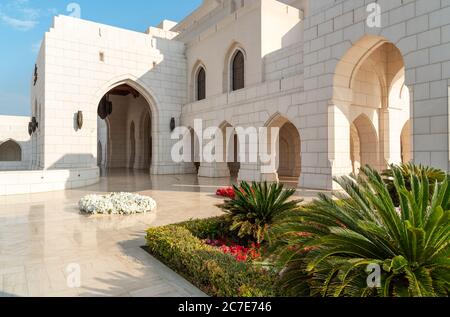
[216,185,255,199]
[216,187,236,199]
[205,238,262,263]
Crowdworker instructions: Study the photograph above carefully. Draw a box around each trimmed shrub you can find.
[177,216,230,240]
[146,224,280,297]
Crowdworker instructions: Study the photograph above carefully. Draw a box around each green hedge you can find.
[145,223,280,297]
[177,216,230,240]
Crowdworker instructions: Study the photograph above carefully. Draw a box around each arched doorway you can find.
[0,140,21,162]
[331,36,410,177]
[219,122,240,178]
[97,83,152,173]
[350,114,379,173]
[278,122,301,181]
[264,114,301,185]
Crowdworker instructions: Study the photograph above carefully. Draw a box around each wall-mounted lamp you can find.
[31,117,38,132]
[170,117,176,132]
[28,117,38,135]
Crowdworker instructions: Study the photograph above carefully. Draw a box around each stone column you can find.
[381,107,406,166]
[198,162,230,178]
[327,103,353,189]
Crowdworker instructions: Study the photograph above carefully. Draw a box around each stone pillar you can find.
[382,107,406,166]
[328,104,353,189]
[237,162,261,182]
[238,162,279,183]
[198,162,230,178]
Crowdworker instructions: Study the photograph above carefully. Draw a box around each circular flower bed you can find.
[79,192,157,215]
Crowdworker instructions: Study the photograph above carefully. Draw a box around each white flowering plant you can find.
[79,192,157,215]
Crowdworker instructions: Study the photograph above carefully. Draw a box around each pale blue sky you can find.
[0,0,202,116]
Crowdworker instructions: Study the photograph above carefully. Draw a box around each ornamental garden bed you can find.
[145,164,450,298]
[144,216,281,297]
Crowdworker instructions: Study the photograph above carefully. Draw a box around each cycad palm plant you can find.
[269,165,450,297]
[382,162,447,206]
[217,181,302,243]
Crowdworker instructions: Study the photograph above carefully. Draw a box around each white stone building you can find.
[0,116,31,171]
[1,0,449,194]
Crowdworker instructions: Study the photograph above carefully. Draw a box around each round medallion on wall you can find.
[28,122,33,136]
[170,117,176,132]
[77,111,83,130]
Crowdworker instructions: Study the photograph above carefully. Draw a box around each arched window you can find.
[232,50,245,91]
[197,67,206,101]
[0,140,22,162]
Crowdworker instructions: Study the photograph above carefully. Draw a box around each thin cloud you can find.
[0,13,37,31]
[0,0,44,31]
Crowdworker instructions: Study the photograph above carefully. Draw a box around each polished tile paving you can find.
[0,170,323,297]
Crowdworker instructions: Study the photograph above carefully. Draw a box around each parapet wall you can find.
[0,167,99,196]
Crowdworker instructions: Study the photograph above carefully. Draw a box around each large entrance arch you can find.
[330,35,411,180]
[96,83,154,173]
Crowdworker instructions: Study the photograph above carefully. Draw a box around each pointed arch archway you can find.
[0,139,22,162]
[94,78,155,173]
[264,113,301,185]
[330,35,410,178]
[218,121,240,177]
[350,114,380,173]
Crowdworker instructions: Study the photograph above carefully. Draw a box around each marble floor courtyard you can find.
[0,170,323,297]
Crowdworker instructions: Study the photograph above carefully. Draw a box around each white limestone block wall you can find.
[183,0,303,100]
[0,116,32,171]
[264,42,304,81]
[182,71,305,181]
[181,0,306,182]
[301,0,450,189]
[30,42,46,170]
[0,168,99,196]
[32,15,188,174]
